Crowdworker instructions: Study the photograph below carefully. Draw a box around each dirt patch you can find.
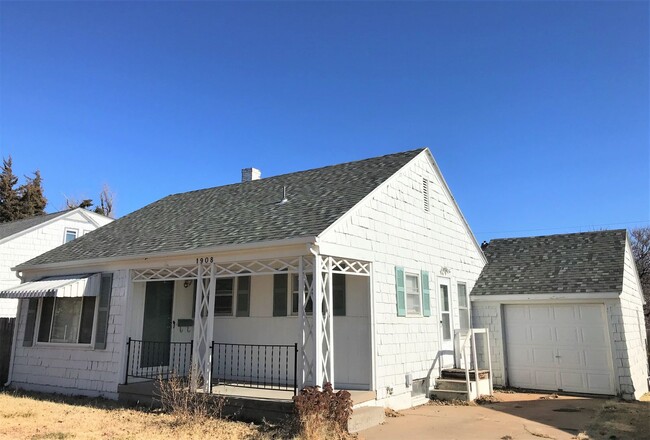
[428,398,475,406]
[583,399,650,440]
[0,390,259,440]
[384,408,403,418]
[475,394,502,405]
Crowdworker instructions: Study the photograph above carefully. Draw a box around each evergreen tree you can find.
[0,157,20,223]
[18,170,47,218]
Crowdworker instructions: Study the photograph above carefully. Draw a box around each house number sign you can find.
[196,257,214,264]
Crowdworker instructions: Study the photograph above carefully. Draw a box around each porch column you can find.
[298,256,312,388]
[191,262,216,392]
[314,254,334,388]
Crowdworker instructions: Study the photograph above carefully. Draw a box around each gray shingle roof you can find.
[471,229,627,296]
[0,211,70,242]
[20,149,424,268]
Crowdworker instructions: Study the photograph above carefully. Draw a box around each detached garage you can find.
[471,230,648,400]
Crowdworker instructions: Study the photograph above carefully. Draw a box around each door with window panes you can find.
[439,278,454,368]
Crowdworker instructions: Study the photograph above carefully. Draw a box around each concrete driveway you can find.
[359,392,650,440]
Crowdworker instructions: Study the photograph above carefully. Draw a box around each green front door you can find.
[141,281,174,368]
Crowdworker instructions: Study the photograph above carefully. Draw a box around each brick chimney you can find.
[241,168,261,182]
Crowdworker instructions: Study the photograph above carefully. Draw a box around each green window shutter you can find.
[395,266,406,317]
[23,298,39,347]
[236,276,251,317]
[273,273,288,317]
[333,274,346,316]
[421,270,431,317]
[94,273,113,350]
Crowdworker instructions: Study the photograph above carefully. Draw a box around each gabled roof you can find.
[19,149,424,268]
[0,211,70,242]
[471,229,627,296]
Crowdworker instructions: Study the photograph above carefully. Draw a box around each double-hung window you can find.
[457,283,470,330]
[291,274,313,315]
[37,297,96,344]
[213,276,251,316]
[405,273,422,316]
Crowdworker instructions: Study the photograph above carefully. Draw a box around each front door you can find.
[439,279,454,368]
[141,281,174,368]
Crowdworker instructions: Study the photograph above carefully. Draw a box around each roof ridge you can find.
[167,148,426,198]
[488,229,626,243]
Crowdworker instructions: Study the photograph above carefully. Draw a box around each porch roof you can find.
[18,149,423,269]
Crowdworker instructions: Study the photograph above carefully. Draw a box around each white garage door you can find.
[504,304,615,395]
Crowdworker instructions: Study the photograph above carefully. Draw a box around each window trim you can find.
[63,228,78,244]
[213,276,251,317]
[34,296,98,346]
[291,273,313,316]
[404,272,423,317]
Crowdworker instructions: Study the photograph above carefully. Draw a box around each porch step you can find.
[430,389,469,402]
[435,378,474,392]
[440,368,490,381]
[348,406,385,433]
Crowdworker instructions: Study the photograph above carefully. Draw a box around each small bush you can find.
[293,383,353,439]
[157,373,224,425]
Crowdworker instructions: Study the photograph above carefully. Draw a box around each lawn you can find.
[0,390,261,440]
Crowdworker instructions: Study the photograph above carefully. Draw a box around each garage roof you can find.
[472,229,627,295]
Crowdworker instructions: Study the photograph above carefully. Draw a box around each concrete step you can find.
[430,389,469,402]
[348,406,385,433]
[435,379,474,392]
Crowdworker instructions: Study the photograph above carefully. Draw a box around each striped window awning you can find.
[0,274,101,299]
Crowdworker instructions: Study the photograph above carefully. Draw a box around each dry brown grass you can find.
[0,390,257,440]
[583,398,650,440]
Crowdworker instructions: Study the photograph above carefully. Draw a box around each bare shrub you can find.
[157,374,224,425]
[293,383,353,440]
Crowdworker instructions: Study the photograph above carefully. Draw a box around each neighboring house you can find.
[1,148,488,409]
[471,230,649,400]
[0,209,114,318]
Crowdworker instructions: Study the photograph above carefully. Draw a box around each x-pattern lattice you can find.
[299,256,315,387]
[191,262,215,392]
[132,257,315,282]
[132,266,198,281]
[330,258,371,276]
[319,256,334,385]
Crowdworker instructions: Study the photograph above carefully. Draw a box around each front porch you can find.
[123,253,374,397]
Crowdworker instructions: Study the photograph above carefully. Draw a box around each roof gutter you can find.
[470,292,621,302]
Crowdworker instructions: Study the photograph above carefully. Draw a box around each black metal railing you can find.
[210,342,298,395]
[124,338,193,384]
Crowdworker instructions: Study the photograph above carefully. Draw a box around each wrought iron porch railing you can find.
[210,342,299,395]
[124,338,193,384]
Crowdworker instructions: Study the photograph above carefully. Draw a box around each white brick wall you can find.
[321,151,485,407]
[10,269,128,398]
[0,211,112,318]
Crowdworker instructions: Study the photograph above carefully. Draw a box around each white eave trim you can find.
[470,292,621,302]
[0,274,101,298]
[15,236,317,272]
[0,209,85,247]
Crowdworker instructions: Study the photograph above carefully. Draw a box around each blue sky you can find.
[1,1,648,242]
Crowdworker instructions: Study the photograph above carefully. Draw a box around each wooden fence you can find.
[0,318,15,385]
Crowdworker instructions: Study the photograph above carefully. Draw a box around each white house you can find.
[0,209,113,318]
[2,148,489,409]
[471,230,649,400]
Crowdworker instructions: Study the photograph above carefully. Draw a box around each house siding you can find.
[10,269,128,398]
[471,303,505,386]
[614,239,649,400]
[0,211,112,318]
[320,152,485,408]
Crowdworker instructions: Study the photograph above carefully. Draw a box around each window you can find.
[457,283,470,330]
[213,276,251,316]
[214,278,234,315]
[405,273,422,316]
[440,284,451,340]
[291,274,314,315]
[64,229,78,243]
[37,297,96,344]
